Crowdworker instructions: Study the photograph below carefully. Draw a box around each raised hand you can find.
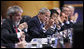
[70,12,78,22]
[74,12,78,22]
[18,22,28,30]
[44,19,54,30]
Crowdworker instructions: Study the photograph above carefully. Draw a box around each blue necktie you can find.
[40,23,44,28]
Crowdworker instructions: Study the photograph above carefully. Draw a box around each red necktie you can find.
[14,26,21,42]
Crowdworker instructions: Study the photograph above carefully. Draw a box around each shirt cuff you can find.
[61,23,64,26]
[42,27,47,33]
[57,27,61,30]
[74,21,76,23]
[17,32,21,38]
[24,28,28,32]
[70,20,76,24]
[66,21,70,24]
[18,28,22,32]
[50,26,56,29]
[70,20,74,23]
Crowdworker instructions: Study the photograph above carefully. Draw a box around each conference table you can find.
[15,28,73,48]
[15,36,59,48]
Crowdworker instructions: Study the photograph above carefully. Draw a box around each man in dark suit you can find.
[58,5,79,48]
[20,15,32,42]
[1,6,24,48]
[28,8,52,38]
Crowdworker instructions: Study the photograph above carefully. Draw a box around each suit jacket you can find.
[1,18,19,48]
[56,21,74,32]
[20,16,32,42]
[28,16,47,38]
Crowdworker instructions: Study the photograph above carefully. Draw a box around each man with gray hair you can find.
[28,8,52,38]
[1,5,25,48]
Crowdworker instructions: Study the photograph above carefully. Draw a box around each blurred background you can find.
[1,1,60,18]
[1,1,83,22]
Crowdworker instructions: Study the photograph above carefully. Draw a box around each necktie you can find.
[14,26,21,42]
[40,23,45,29]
